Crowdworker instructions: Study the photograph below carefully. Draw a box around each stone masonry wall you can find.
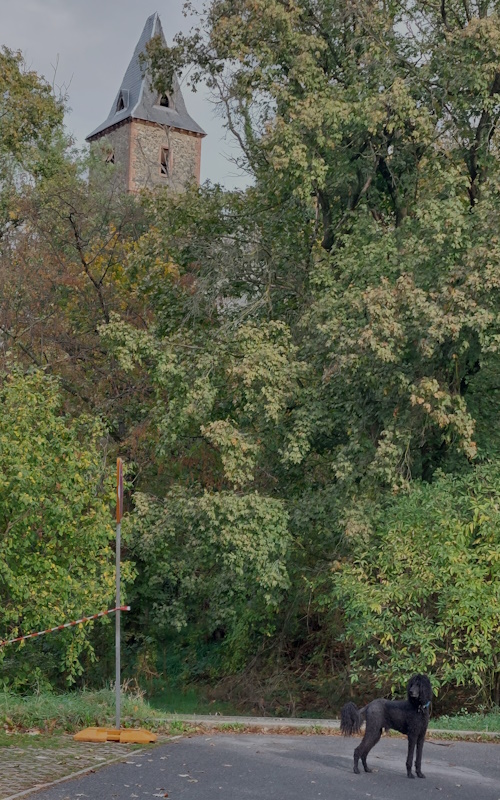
[93,124,131,192]
[91,120,202,193]
[130,121,201,192]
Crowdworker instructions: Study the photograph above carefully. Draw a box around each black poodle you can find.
[340,674,432,779]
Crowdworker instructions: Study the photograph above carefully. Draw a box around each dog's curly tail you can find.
[340,701,363,736]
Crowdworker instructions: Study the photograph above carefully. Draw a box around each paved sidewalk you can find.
[0,738,139,800]
[157,713,342,730]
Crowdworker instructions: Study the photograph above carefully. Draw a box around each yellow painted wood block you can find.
[119,728,157,743]
[74,727,156,743]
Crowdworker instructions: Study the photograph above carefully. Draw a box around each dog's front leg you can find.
[406,736,417,778]
[415,734,426,778]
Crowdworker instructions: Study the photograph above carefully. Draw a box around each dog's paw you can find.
[353,766,360,775]
[416,771,426,779]
[407,772,415,779]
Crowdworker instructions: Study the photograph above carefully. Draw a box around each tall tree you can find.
[0,47,64,237]
[101,0,500,697]
[0,137,152,460]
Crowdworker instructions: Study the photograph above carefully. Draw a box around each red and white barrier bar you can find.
[0,606,131,648]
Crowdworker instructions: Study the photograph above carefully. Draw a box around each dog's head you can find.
[407,674,432,708]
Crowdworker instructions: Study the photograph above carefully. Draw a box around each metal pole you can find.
[116,458,123,730]
[115,520,121,729]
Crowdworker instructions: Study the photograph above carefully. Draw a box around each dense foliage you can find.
[323,466,500,700]
[0,369,128,689]
[1,0,499,706]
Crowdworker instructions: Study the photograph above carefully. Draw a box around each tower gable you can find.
[86,13,205,192]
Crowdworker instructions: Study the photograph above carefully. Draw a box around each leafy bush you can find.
[127,488,290,675]
[318,466,500,704]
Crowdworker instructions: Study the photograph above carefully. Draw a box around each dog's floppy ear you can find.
[419,675,432,703]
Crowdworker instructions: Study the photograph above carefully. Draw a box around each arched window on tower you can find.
[159,94,170,108]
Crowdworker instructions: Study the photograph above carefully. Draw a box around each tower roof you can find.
[86,13,205,140]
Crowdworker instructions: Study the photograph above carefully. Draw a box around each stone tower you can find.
[86,13,205,192]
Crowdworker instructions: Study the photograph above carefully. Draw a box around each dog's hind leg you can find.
[354,728,382,774]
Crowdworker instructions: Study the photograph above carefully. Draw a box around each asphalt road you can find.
[29,733,499,800]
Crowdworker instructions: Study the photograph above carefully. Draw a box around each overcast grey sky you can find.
[0,0,248,188]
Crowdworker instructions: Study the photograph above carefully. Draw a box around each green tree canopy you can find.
[0,47,64,236]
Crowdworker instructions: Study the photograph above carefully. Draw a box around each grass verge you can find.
[430,707,500,733]
[0,687,170,738]
[1,690,498,742]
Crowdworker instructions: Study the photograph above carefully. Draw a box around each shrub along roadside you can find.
[316,465,500,704]
[0,688,164,735]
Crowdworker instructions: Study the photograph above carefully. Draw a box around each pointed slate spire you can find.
[86,13,205,140]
